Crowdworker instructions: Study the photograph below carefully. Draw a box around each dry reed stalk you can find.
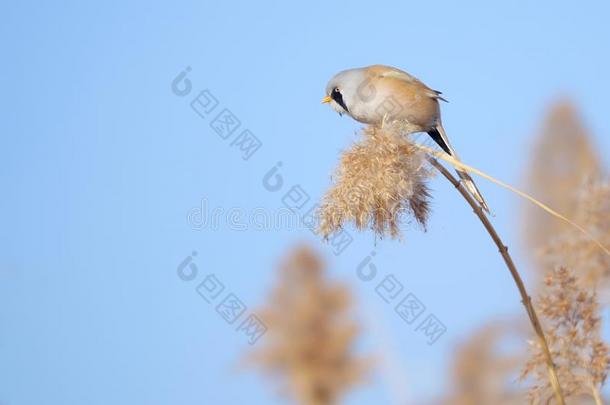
[427,157,566,405]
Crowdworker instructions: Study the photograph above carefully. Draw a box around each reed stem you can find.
[591,385,604,405]
[427,157,566,405]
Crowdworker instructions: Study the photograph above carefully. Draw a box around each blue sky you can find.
[1,1,609,404]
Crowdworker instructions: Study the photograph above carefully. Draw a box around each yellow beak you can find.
[321,95,332,104]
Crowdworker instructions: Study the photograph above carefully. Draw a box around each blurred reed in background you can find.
[543,179,610,296]
[436,319,526,405]
[247,245,370,405]
[522,100,607,290]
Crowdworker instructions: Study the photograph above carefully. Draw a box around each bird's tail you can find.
[455,167,490,213]
[427,126,490,213]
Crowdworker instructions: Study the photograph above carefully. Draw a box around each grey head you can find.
[323,67,367,117]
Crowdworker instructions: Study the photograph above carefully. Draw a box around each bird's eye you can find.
[333,88,340,94]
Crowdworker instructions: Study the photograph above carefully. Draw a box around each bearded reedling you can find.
[322,64,489,213]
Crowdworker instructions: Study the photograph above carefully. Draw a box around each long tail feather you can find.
[427,126,490,212]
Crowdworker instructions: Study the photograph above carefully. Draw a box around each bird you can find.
[322,64,489,213]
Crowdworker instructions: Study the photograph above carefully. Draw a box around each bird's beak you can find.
[321,96,332,104]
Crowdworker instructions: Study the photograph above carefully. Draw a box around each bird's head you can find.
[322,68,366,117]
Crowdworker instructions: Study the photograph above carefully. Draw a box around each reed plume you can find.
[248,245,369,405]
[521,267,609,404]
[319,124,432,239]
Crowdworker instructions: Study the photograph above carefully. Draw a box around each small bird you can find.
[322,64,489,213]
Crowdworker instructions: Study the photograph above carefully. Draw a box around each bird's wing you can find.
[428,125,458,157]
[369,65,448,102]
[381,69,420,82]
[368,65,421,84]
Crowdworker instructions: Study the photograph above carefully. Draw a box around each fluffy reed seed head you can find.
[521,267,610,403]
[249,246,369,405]
[319,125,432,239]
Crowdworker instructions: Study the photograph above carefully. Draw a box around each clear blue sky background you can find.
[1,1,609,404]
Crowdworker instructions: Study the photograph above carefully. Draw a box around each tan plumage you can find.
[323,64,489,212]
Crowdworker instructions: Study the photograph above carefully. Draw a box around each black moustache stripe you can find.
[332,91,349,113]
